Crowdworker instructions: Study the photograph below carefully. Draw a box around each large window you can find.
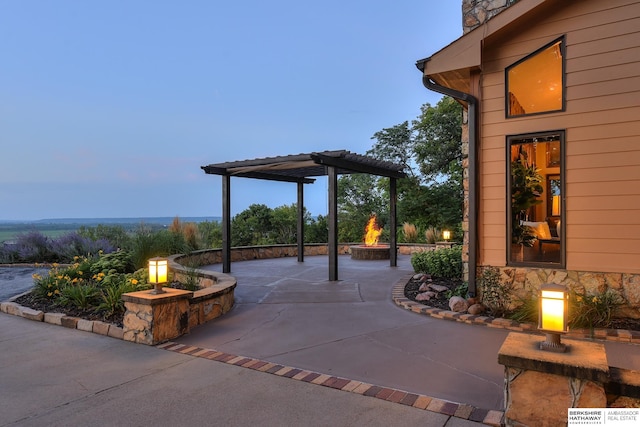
[506,37,565,117]
[508,131,564,266]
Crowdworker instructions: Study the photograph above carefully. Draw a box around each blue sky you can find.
[1,1,461,221]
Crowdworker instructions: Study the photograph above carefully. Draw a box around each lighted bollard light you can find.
[443,230,451,241]
[538,283,568,352]
[148,257,168,295]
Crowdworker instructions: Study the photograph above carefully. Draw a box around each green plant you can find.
[59,284,100,309]
[98,280,138,316]
[89,250,133,275]
[509,292,539,324]
[569,289,624,329]
[410,246,462,279]
[478,266,513,318]
[445,282,469,299]
[511,147,544,247]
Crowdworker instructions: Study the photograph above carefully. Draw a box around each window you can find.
[506,37,565,117]
[508,131,564,266]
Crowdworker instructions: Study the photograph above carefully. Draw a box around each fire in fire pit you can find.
[351,215,390,260]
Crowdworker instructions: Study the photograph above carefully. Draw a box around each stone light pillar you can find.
[122,288,192,345]
[498,333,608,426]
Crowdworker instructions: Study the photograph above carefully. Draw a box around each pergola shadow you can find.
[202,150,406,280]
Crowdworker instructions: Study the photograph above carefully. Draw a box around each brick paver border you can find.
[156,341,504,426]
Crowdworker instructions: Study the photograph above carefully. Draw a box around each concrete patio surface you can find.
[180,255,509,413]
[2,254,639,426]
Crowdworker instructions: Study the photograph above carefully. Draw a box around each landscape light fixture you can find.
[148,257,168,295]
[443,230,451,241]
[538,283,568,352]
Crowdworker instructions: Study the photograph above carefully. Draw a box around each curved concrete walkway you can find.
[175,255,508,415]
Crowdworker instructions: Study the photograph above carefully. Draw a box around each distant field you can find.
[0,224,80,243]
[0,217,220,243]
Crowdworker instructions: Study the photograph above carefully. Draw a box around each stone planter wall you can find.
[480,265,640,319]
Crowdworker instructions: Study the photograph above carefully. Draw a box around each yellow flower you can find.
[52,263,59,268]
[54,289,60,295]
[592,296,598,303]
[47,292,52,297]
[32,273,41,280]
[131,279,139,285]
[96,276,102,282]
[78,271,83,275]
[74,256,79,261]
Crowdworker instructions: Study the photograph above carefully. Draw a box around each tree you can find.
[305,214,328,243]
[337,173,387,242]
[231,204,274,246]
[413,96,463,183]
[336,96,464,235]
[271,204,310,244]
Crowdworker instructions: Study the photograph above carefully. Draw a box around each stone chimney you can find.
[462,0,518,33]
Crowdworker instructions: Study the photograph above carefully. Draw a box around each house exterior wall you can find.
[477,0,640,276]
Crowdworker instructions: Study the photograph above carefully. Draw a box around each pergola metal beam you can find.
[310,152,405,179]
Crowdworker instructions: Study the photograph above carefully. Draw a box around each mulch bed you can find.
[14,292,125,328]
[13,281,195,329]
[404,274,640,332]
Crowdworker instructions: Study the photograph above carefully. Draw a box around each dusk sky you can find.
[1,1,461,221]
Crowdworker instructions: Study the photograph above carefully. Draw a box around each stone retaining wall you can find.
[482,265,640,319]
[170,243,442,268]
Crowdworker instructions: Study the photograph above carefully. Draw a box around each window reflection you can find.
[507,38,564,117]
[509,133,563,265]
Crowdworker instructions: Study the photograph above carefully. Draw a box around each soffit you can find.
[421,0,551,78]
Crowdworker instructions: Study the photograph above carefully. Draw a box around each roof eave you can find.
[416,0,551,88]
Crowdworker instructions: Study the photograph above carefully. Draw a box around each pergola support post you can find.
[390,177,398,267]
[328,166,338,281]
[297,181,304,262]
[222,175,231,273]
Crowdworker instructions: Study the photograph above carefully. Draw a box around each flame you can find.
[364,215,383,246]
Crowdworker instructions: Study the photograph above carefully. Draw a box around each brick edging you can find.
[391,274,640,344]
[157,341,504,427]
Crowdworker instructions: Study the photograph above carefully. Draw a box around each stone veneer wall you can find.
[462,0,516,33]
[481,265,640,320]
[459,0,515,284]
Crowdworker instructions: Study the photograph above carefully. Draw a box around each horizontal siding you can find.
[477,0,640,274]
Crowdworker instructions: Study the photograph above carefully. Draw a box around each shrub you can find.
[14,231,57,262]
[569,289,624,329]
[478,266,513,318]
[51,232,115,262]
[410,246,462,279]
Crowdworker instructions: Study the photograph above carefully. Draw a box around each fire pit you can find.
[351,245,390,260]
[351,215,390,260]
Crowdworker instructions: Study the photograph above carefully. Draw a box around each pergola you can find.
[201,150,406,281]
